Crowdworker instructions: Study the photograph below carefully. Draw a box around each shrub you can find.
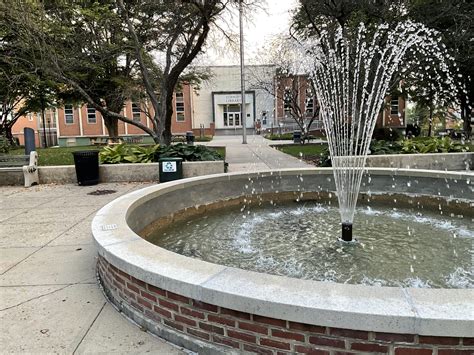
[264,133,293,140]
[99,144,133,164]
[405,124,421,137]
[158,143,222,161]
[0,134,12,153]
[401,136,468,154]
[194,135,213,142]
[99,143,223,164]
[369,140,402,155]
[372,127,400,141]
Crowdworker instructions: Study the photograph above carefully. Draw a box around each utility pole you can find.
[238,0,247,144]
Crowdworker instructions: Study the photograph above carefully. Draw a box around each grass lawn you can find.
[276,144,327,158]
[275,143,328,166]
[9,144,226,166]
[208,146,226,159]
[9,146,102,166]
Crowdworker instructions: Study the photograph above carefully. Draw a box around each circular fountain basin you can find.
[92,168,474,354]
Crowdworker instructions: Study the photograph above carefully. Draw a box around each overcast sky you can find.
[199,0,298,66]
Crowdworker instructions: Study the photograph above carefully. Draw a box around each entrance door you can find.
[225,112,241,127]
[223,104,241,127]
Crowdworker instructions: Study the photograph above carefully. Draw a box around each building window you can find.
[175,92,185,122]
[283,89,292,112]
[132,103,141,122]
[390,96,399,115]
[65,105,74,124]
[87,106,97,124]
[305,88,314,114]
[28,113,34,122]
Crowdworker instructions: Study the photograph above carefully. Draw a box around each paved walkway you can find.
[204,134,313,172]
[0,135,310,353]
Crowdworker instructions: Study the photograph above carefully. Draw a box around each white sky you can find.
[199,0,298,65]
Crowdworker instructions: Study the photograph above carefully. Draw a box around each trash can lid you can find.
[72,150,100,156]
[158,157,183,162]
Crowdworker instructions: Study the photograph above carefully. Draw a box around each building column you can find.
[78,106,84,136]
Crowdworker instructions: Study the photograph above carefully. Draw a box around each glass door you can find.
[223,104,242,127]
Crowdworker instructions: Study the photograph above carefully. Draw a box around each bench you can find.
[0,152,39,187]
[124,136,143,144]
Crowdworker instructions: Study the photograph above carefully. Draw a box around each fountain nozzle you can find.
[341,222,352,242]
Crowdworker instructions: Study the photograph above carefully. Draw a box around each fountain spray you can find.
[301,22,452,241]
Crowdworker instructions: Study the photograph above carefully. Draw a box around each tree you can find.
[406,0,473,137]
[292,0,472,138]
[116,0,231,144]
[5,0,234,145]
[0,9,57,145]
[251,41,320,143]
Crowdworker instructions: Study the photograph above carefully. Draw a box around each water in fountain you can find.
[303,22,457,240]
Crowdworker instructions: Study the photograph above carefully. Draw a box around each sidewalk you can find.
[0,137,311,354]
[204,134,314,172]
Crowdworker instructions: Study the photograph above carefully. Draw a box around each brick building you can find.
[12,66,405,146]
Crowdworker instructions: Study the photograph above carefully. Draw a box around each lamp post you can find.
[238,0,247,144]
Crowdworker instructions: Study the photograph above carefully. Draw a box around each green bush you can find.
[264,133,293,140]
[401,136,469,154]
[158,143,223,161]
[369,140,402,155]
[194,135,213,142]
[99,143,223,164]
[0,134,12,153]
[372,127,401,141]
[368,137,469,155]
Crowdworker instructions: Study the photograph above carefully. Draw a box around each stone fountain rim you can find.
[92,168,474,337]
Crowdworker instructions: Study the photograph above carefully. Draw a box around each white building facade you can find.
[191,65,276,134]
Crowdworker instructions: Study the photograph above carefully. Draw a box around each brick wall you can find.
[97,256,473,355]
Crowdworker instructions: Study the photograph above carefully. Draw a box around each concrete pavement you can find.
[0,135,310,353]
[0,183,188,354]
[204,135,313,172]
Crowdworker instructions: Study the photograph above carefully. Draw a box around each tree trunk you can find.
[161,84,174,146]
[41,109,47,148]
[103,114,119,143]
[5,125,14,145]
[461,95,472,138]
[427,105,433,137]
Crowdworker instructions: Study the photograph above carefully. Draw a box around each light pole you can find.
[238,0,247,144]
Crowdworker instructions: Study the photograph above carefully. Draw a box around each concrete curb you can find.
[0,161,225,185]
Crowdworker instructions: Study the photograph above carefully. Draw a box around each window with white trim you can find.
[87,106,97,124]
[283,89,292,112]
[132,103,141,122]
[305,88,314,114]
[390,96,399,115]
[175,92,185,122]
[65,105,74,124]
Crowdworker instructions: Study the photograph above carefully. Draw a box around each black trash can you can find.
[159,157,183,182]
[72,150,100,186]
[293,130,302,144]
[186,131,195,145]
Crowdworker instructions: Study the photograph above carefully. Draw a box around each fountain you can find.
[92,169,473,353]
[303,21,457,241]
[91,21,473,354]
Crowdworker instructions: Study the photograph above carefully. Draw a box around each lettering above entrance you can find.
[214,93,252,105]
[224,94,244,104]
